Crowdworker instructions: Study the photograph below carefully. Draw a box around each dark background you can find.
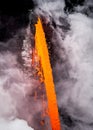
[0,0,34,15]
[0,0,35,41]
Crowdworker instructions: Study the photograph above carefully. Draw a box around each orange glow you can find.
[35,18,61,130]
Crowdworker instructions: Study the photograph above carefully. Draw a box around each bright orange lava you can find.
[35,18,61,130]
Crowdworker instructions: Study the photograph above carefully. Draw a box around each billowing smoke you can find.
[0,119,33,130]
[0,50,34,130]
[33,0,93,130]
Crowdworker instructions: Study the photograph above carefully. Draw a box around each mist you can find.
[0,119,34,130]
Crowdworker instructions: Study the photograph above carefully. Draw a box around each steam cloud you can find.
[0,119,33,130]
[0,51,34,130]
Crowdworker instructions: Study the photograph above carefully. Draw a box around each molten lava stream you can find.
[34,18,61,130]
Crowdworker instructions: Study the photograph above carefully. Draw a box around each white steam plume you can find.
[0,51,34,130]
[0,119,34,130]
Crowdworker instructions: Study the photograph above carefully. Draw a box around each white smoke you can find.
[0,51,34,130]
[60,13,93,129]
[34,0,65,24]
[0,119,34,130]
[33,0,93,129]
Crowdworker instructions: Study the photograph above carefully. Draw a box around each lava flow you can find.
[32,17,61,130]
